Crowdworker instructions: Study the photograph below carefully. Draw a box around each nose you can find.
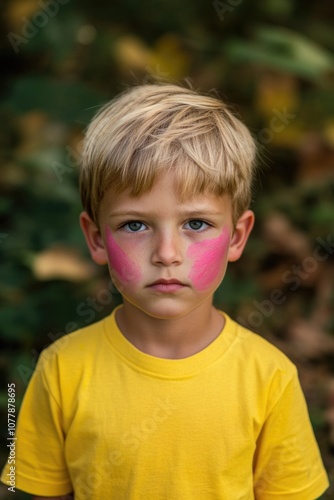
[151,231,183,266]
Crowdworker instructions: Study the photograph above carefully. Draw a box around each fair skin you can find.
[80,171,254,359]
[33,172,253,499]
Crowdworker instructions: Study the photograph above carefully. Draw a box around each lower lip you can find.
[148,283,186,293]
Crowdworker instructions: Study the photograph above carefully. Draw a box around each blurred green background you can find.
[0,0,333,498]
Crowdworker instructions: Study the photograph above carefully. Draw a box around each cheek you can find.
[187,228,230,291]
[105,227,142,285]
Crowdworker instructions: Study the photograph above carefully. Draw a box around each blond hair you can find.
[80,83,257,226]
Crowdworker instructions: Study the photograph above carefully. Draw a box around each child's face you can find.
[81,172,254,320]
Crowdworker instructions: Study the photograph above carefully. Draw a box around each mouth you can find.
[147,279,187,293]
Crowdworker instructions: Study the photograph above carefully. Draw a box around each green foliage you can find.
[5,76,106,124]
[1,0,334,497]
[226,26,334,80]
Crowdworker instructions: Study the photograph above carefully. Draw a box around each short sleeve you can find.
[0,350,73,496]
[253,367,329,499]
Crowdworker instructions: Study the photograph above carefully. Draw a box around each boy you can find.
[1,83,330,499]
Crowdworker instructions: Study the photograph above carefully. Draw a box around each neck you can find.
[115,301,225,359]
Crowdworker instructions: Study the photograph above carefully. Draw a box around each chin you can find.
[128,300,195,321]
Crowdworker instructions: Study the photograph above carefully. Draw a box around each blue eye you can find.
[123,221,146,232]
[184,220,209,231]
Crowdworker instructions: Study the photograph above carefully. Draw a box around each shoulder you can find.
[240,323,295,370]
[36,310,116,380]
[221,313,309,423]
[223,312,299,394]
[225,312,294,366]
[43,316,106,360]
[30,312,118,404]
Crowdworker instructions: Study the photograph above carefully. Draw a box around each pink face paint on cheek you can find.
[187,228,230,291]
[105,227,142,284]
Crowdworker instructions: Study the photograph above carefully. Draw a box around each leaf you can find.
[114,35,152,71]
[255,26,333,73]
[149,34,190,80]
[4,0,40,30]
[226,26,334,81]
[32,245,96,282]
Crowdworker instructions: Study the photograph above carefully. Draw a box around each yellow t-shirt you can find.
[1,307,329,499]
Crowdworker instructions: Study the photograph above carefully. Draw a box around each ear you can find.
[79,211,108,265]
[228,210,255,262]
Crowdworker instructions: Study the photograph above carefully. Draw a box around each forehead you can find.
[99,171,233,220]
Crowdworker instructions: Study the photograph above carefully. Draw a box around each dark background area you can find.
[0,0,333,498]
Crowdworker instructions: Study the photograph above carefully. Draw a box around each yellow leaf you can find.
[32,245,97,282]
[256,74,299,118]
[324,120,334,146]
[5,0,40,31]
[149,34,190,80]
[114,35,152,71]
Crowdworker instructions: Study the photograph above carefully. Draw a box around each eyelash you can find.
[119,219,212,233]
[184,220,210,231]
[120,221,147,233]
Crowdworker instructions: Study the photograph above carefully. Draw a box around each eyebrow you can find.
[108,209,224,218]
